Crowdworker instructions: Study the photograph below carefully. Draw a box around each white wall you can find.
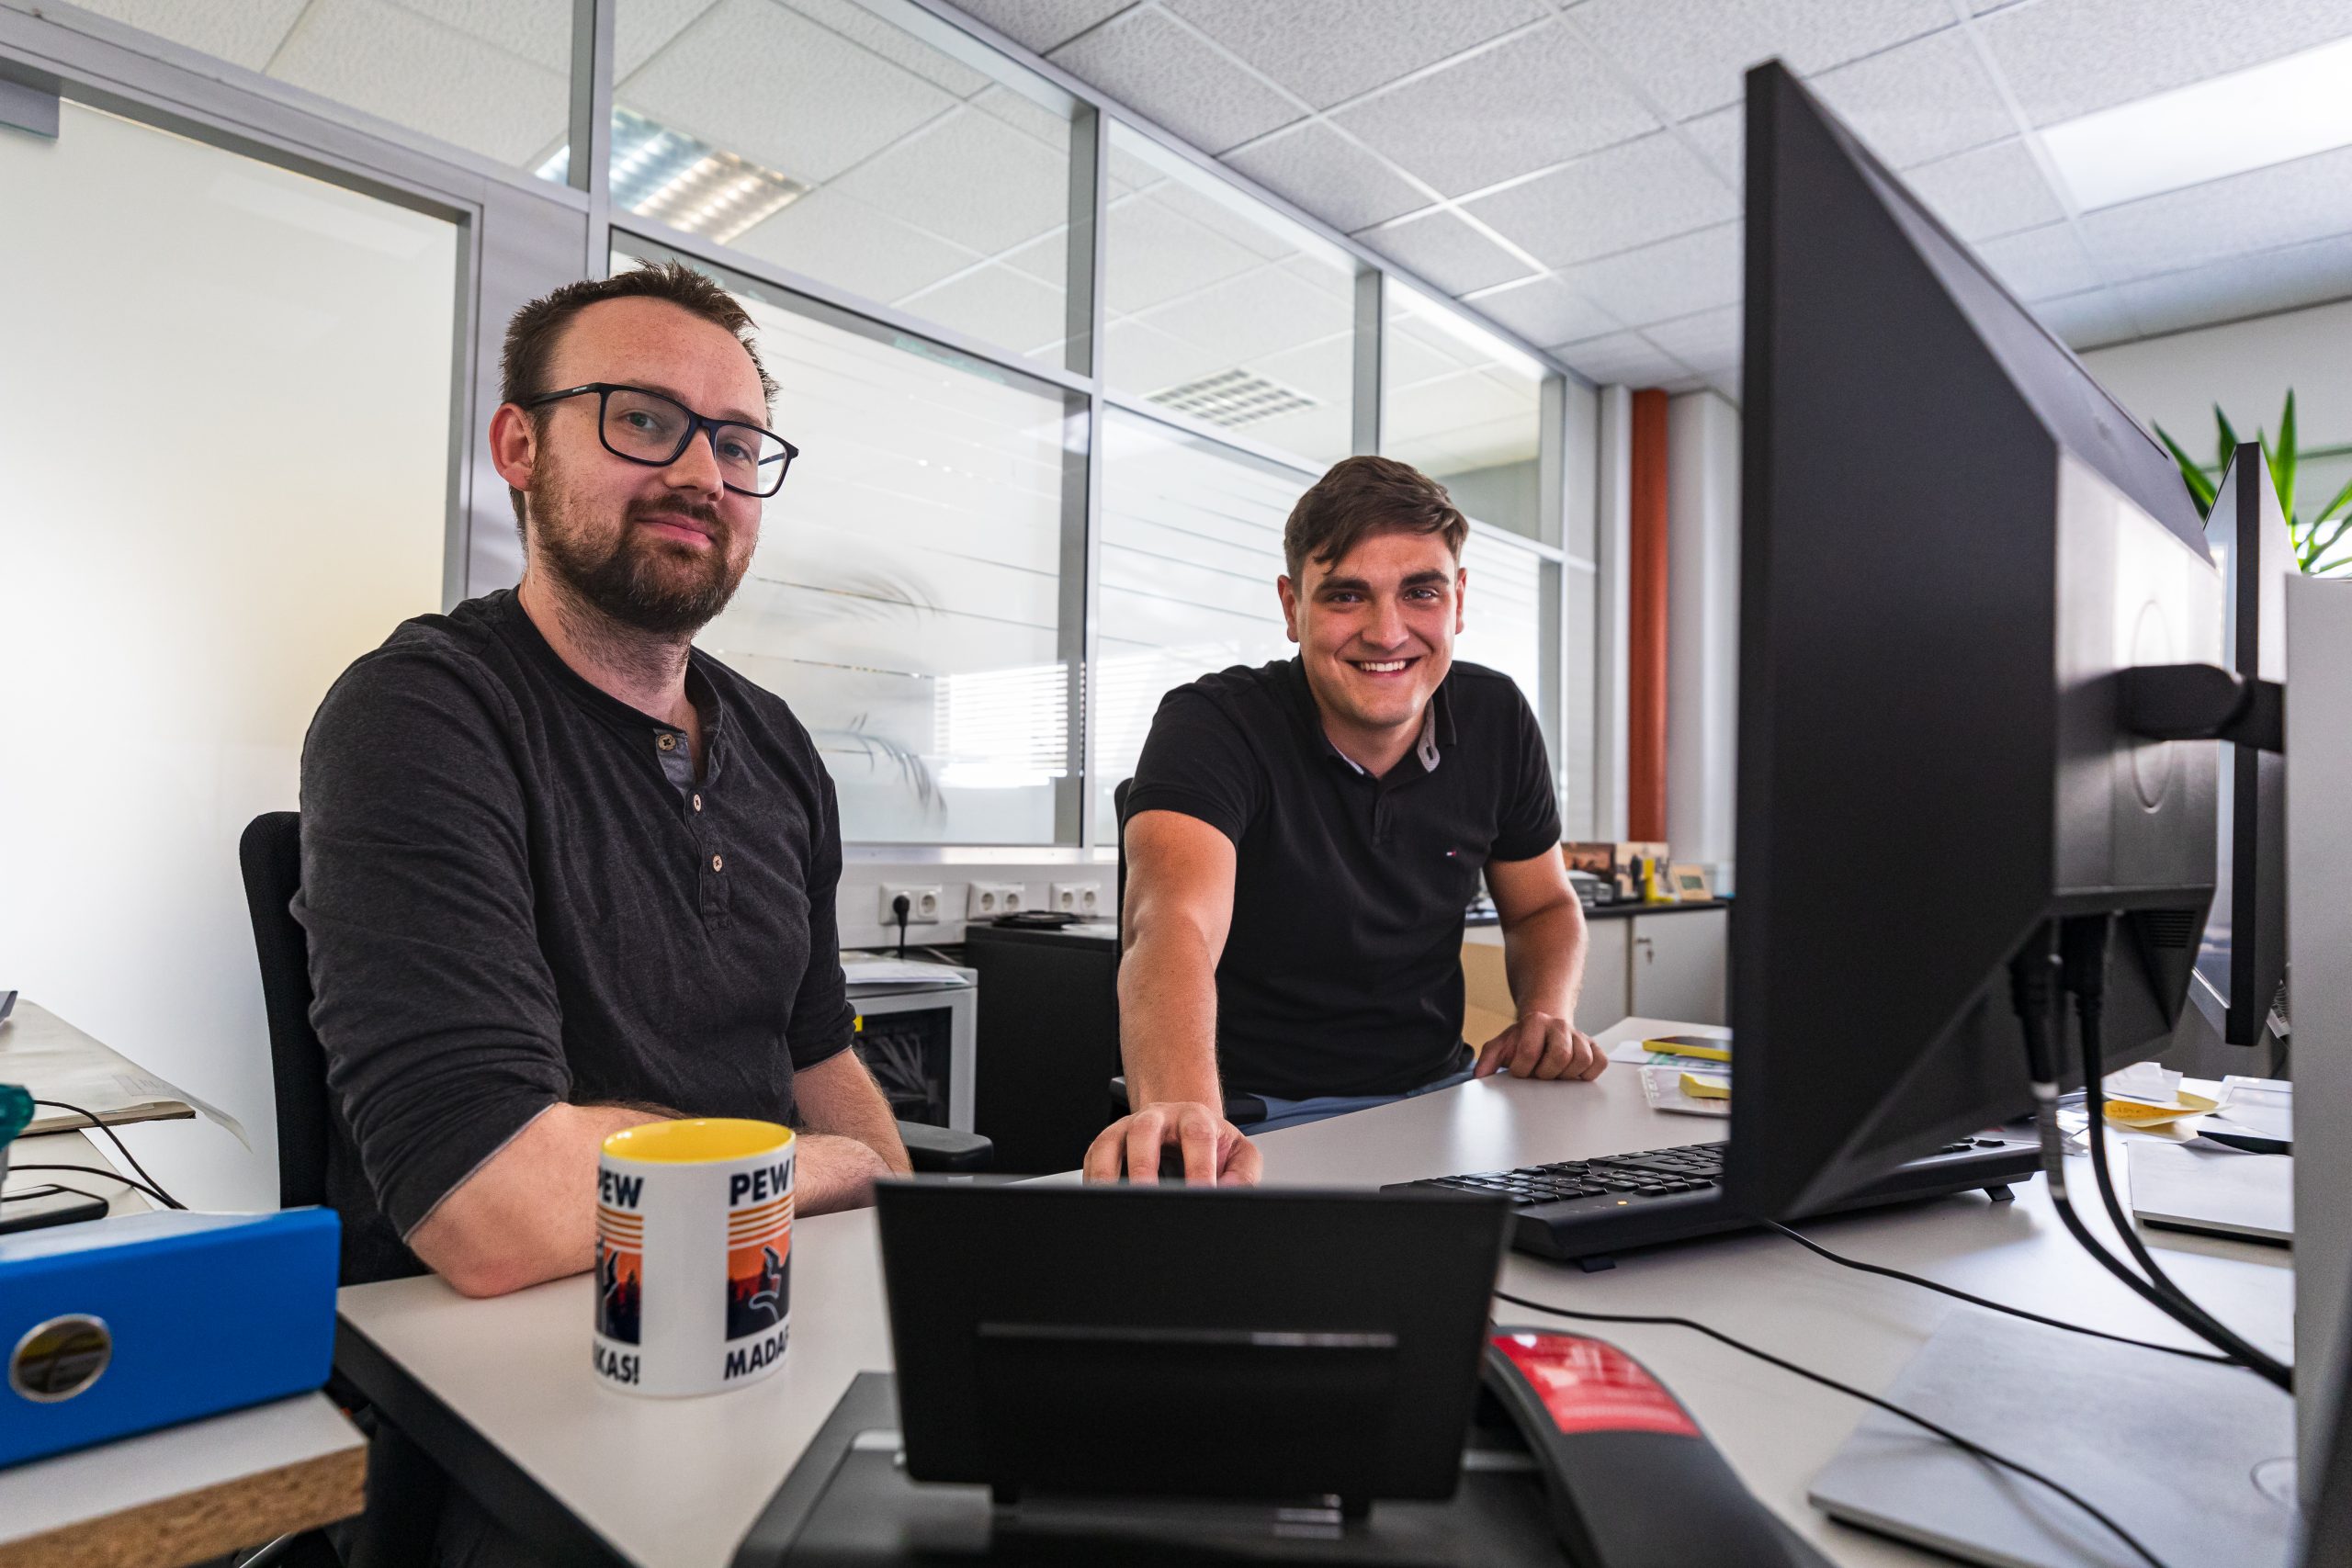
[1665,391,1741,883]
[2083,298,2352,541]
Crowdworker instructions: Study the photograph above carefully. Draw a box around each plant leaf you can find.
[2274,390,2299,521]
[2216,403,2242,468]
[2155,423,2220,516]
[2314,470,2352,526]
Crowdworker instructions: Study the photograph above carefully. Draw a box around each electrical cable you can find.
[2008,927,2291,1393]
[1490,1289,2171,1568]
[31,1099,187,1209]
[7,1164,184,1210]
[2056,917,2289,1390]
[1762,1220,2235,1365]
[892,893,911,962]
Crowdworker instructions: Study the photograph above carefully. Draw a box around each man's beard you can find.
[529,471,749,638]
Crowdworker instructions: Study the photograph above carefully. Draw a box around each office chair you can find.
[1102,783,1268,1128]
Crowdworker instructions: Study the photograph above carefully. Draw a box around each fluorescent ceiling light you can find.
[536,110,806,244]
[2041,33,2352,211]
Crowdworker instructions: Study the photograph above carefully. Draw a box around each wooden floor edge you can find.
[0,1443,367,1568]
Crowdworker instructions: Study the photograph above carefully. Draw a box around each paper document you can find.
[0,1000,249,1145]
[841,956,968,989]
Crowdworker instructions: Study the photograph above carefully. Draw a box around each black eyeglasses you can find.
[525,382,797,498]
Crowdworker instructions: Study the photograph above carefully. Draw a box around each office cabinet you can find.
[1576,919,1631,1035]
[1629,908,1729,1024]
[962,922,1122,1176]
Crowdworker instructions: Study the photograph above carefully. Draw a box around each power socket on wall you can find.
[1049,882,1101,917]
[878,885,943,924]
[967,882,1025,919]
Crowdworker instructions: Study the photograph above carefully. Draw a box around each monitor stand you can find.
[1808,1309,2297,1566]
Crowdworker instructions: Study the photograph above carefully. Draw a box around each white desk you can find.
[0,1131,368,1567]
[334,1016,2293,1568]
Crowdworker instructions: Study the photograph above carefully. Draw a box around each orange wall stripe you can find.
[1627,388,1669,842]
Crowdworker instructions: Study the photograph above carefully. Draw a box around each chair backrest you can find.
[1113,778,1132,945]
[238,811,332,1210]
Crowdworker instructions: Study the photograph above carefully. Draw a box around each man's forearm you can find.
[1501,899,1588,1021]
[410,1100,670,1297]
[1119,924,1223,1106]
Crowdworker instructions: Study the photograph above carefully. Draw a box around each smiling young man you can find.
[297,262,909,1302]
[1086,457,1602,1187]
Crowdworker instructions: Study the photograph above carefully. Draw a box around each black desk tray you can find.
[731,1373,1567,1567]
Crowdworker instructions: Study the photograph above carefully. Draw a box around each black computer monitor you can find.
[2188,444,2290,1052]
[1724,62,2222,1222]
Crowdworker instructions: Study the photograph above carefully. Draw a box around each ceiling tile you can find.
[1975,222,2101,300]
[1806,28,2013,168]
[1168,0,1549,110]
[1050,8,1305,154]
[1566,0,1953,119]
[970,84,1076,149]
[732,186,977,305]
[1707,369,1743,403]
[387,0,570,73]
[620,0,955,184]
[1552,328,1690,385]
[1903,138,2064,242]
[786,0,993,96]
[1464,132,1738,267]
[2115,231,2352,338]
[1556,220,1739,326]
[1329,20,1657,197]
[1679,104,1743,188]
[1104,317,1228,394]
[270,0,569,164]
[1140,264,1354,361]
[827,104,1069,255]
[1639,304,1741,372]
[1659,374,1711,394]
[1461,276,1623,346]
[72,0,309,71]
[1224,121,1430,232]
[616,0,717,79]
[2030,287,2137,348]
[1361,211,1536,296]
[1980,0,2352,128]
[2074,141,2352,283]
[940,0,1136,55]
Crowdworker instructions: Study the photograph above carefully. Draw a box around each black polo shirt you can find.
[1125,658,1560,1100]
[295,589,854,1284]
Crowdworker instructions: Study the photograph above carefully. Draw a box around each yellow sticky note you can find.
[1679,1072,1731,1100]
[2102,1089,2217,1126]
[1646,1037,1732,1063]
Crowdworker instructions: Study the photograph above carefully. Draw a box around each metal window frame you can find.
[4,0,1602,855]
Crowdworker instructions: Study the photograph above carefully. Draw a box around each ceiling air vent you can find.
[1147,368,1319,430]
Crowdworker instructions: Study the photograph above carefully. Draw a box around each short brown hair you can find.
[497,260,779,534]
[1282,455,1468,581]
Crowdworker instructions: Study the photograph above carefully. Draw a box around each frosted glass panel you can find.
[613,0,1076,367]
[1092,411,1312,840]
[1384,282,1546,539]
[1104,126,1356,467]
[1455,526,1547,713]
[646,256,1073,843]
[0,104,458,1207]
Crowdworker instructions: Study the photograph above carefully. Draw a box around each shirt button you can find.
[657,734,677,752]
[711,853,724,872]
[692,794,703,812]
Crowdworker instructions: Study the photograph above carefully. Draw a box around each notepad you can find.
[1640,1064,1729,1117]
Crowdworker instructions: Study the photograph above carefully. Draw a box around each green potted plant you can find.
[2156,391,2352,574]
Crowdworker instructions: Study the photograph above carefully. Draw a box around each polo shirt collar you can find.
[494,588,730,782]
[1283,655,1456,779]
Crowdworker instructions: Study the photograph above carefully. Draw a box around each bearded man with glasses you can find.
[296,262,908,1307]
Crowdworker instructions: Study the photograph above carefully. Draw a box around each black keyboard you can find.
[1388,1134,2041,1269]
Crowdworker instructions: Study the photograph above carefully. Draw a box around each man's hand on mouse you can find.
[1475,1010,1607,1081]
[1082,1100,1261,1186]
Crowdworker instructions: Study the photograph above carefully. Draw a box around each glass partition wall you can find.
[6,0,1593,865]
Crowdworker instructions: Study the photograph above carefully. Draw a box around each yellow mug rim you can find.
[602,1118,795,1165]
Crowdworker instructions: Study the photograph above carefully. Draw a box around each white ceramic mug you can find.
[593,1118,795,1397]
